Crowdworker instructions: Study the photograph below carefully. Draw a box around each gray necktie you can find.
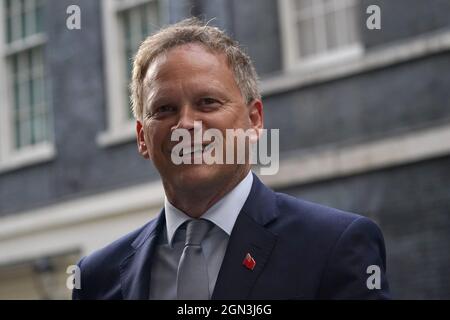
[176,219,212,300]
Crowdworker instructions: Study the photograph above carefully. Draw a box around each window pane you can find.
[324,10,338,50]
[20,0,26,38]
[9,47,49,149]
[35,0,45,34]
[140,5,149,38]
[11,0,21,42]
[14,117,21,148]
[344,3,359,45]
[21,117,32,147]
[32,111,47,143]
[118,1,160,119]
[294,0,313,12]
[3,0,46,42]
[292,0,359,63]
[323,0,335,10]
[3,1,49,151]
[32,75,44,105]
[297,18,316,58]
[5,0,13,42]
[25,0,36,37]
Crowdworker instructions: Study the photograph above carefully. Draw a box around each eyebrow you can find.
[147,85,229,105]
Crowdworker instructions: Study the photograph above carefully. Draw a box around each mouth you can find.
[173,143,214,158]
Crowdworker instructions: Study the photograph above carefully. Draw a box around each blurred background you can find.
[0,0,449,299]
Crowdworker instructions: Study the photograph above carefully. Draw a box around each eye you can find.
[199,97,221,108]
[151,105,177,118]
[158,105,176,113]
[146,105,176,119]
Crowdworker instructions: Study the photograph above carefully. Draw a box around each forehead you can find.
[143,43,235,89]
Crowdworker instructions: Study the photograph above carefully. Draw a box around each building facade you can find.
[0,0,449,299]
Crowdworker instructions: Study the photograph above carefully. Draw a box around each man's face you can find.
[136,43,263,192]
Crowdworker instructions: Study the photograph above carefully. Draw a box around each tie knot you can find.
[185,219,211,246]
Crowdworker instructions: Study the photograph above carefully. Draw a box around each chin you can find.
[171,163,229,189]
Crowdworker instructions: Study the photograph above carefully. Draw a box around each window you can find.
[279,0,362,71]
[98,0,167,146]
[0,0,54,172]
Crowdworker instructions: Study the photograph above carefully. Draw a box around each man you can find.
[73,18,390,300]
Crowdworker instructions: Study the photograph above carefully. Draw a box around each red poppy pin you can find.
[242,253,256,270]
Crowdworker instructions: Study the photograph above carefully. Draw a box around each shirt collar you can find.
[164,170,253,247]
[164,198,191,247]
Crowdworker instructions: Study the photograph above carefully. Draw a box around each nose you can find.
[172,104,196,132]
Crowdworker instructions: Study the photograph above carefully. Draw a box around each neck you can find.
[164,167,251,218]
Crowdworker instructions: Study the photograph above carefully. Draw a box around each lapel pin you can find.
[242,253,256,270]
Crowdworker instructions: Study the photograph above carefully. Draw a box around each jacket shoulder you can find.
[274,191,366,234]
[73,217,159,299]
[272,192,389,299]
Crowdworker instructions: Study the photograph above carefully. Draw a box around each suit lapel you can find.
[119,210,165,299]
[212,174,279,299]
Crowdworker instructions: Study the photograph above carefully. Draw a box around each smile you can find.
[176,143,214,157]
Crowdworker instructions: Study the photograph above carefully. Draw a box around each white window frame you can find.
[97,0,168,147]
[0,0,54,173]
[278,0,363,73]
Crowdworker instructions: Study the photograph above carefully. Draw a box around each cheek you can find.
[229,103,250,124]
[143,124,157,151]
[227,112,251,130]
[144,123,169,154]
[210,105,248,128]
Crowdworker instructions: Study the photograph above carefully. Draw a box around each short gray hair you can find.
[130,17,261,120]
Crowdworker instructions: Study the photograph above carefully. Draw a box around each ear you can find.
[248,99,264,142]
[136,120,150,159]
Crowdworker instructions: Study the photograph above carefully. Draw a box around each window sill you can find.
[0,143,56,174]
[261,29,450,96]
[285,45,364,74]
[96,121,136,147]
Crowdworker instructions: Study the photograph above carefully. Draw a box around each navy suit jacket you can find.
[73,174,390,299]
